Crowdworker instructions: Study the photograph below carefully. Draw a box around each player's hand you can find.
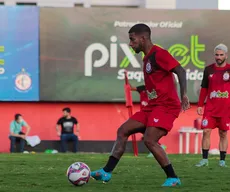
[197,107,203,116]
[129,83,135,91]
[181,94,190,112]
[20,135,26,139]
[75,132,81,140]
[75,131,80,136]
[57,131,61,137]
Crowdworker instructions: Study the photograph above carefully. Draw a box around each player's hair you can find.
[214,44,228,53]
[63,107,71,113]
[128,23,151,38]
[15,113,22,121]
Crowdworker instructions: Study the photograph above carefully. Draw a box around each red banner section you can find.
[0,103,223,153]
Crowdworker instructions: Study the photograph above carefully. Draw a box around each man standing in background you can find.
[9,114,31,153]
[56,107,80,153]
[196,44,230,167]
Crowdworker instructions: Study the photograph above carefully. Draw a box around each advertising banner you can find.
[0,7,39,101]
[40,8,230,102]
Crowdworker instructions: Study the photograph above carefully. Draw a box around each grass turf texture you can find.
[0,153,229,192]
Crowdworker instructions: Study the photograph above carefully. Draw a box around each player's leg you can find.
[144,130,180,187]
[90,112,146,182]
[71,134,78,153]
[195,129,212,166]
[19,137,25,153]
[60,134,68,153]
[144,109,181,187]
[196,117,215,167]
[218,117,229,167]
[9,136,16,153]
[218,129,228,166]
[19,132,25,153]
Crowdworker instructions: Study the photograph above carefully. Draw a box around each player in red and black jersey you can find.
[196,44,230,167]
[91,24,190,186]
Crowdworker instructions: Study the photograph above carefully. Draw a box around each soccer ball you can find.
[66,162,91,186]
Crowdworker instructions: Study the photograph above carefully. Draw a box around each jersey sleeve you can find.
[201,67,209,88]
[155,49,180,72]
[73,117,78,124]
[21,120,27,126]
[57,118,62,125]
[136,85,145,93]
[198,88,208,107]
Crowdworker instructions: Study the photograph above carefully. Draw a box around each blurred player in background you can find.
[56,108,80,153]
[196,44,230,167]
[91,23,189,186]
[9,114,31,153]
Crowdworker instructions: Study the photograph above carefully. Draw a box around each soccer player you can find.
[56,107,80,153]
[91,23,190,186]
[196,44,230,167]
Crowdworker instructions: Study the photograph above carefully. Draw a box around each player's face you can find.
[63,111,69,117]
[17,116,23,123]
[129,33,143,54]
[215,50,227,65]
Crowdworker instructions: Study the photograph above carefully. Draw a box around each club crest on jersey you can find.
[202,119,208,127]
[146,62,152,73]
[223,71,229,81]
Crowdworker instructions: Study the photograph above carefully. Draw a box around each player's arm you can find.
[74,118,80,137]
[198,67,209,107]
[76,124,80,136]
[10,132,20,137]
[136,85,146,93]
[56,119,61,136]
[197,67,209,115]
[171,65,190,111]
[155,49,189,111]
[22,120,31,136]
[129,83,137,91]
[171,65,187,100]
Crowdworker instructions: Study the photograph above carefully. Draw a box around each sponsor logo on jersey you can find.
[147,89,157,100]
[210,90,229,99]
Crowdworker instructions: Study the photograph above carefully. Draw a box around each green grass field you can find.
[0,153,229,192]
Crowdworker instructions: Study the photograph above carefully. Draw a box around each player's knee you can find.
[9,136,16,141]
[203,129,211,137]
[144,138,157,148]
[219,130,227,139]
[144,138,151,148]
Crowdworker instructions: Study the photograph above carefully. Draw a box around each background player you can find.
[56,108,80,153]
[196,44,230,167]
[9,114,31,153]
[91,23,190,187]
